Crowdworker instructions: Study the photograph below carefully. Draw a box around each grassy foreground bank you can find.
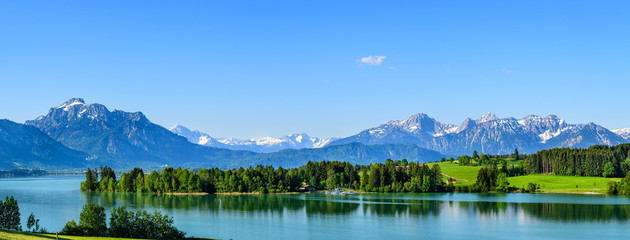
[428,162,620,194]
[0,229,212,240]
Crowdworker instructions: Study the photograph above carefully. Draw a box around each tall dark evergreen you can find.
[0,196,21,230]
[512,148,520,160]
[26,212,40,232]
[80,168,98,191]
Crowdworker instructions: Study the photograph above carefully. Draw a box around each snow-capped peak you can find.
[169,124,214,144]
[168,126,336,153]
[382,112,458,137]
[612,128,630,140]
[515,114,575,143]
[57,98,86,111]
[476,112,499,123]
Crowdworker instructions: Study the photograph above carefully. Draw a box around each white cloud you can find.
[357,55,387,67]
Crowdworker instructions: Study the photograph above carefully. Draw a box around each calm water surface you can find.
[1,175,629,239]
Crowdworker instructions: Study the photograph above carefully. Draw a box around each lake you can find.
[1,175,629,239]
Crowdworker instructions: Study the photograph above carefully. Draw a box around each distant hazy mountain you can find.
[248,142,444,168]
[170,125,336,153]
[26,98,258,169]
[0,119,87,169]
[331,112,629,155]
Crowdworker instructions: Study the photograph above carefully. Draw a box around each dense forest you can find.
[81,160,451,194]
[359,159,447,192]
[523,144,630,177]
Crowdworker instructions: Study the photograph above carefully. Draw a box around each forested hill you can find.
[245,142,445,168]
[523,143,630,177]
[0,119,88,169]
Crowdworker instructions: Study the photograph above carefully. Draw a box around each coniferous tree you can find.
[512,149,520,160]
[26,212,38,232]
[0,196,21,230]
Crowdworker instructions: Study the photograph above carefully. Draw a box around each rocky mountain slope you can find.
[0,119,88,169]
[25,98,258,168]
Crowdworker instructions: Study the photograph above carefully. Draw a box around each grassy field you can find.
[427,162,481,184]
[428,162,620,194]
[509,175,619,194]
[0,229,211,240]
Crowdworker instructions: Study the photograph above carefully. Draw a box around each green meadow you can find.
[508,175,619,194]
[428,162,620,194]
[427,162,481,184]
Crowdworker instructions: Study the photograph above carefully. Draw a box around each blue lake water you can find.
[1,175,629,239]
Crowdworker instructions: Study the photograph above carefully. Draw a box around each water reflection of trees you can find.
[84,192,310,213]
[83,192,437,217]
[519,203,630,222]
[458,201,630,222]
[83,192,630,222]
[458,201,509,215]
[304,195,360,215]
[361,198,442,217]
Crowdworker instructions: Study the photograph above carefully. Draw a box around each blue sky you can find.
[1,1,629,139]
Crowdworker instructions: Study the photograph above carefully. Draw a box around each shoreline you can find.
[165,192,209,196]
[83,189,608,195]
[215,191,300,195]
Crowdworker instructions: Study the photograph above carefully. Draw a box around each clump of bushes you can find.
[61,203,185,239]
[522,182,539,193]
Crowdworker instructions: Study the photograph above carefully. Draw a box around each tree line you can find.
[446,149,524,167]
[83,160,460,194]
[523,144,630,177]
[83,156,541,194]
[82,161,361,194]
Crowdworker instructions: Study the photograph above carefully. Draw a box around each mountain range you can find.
[170,111,629,157]
[330,112,629,155]
[0,98,628,170]
[0,98,441,169]
[169,125,335,153]
[25,98,259,169]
